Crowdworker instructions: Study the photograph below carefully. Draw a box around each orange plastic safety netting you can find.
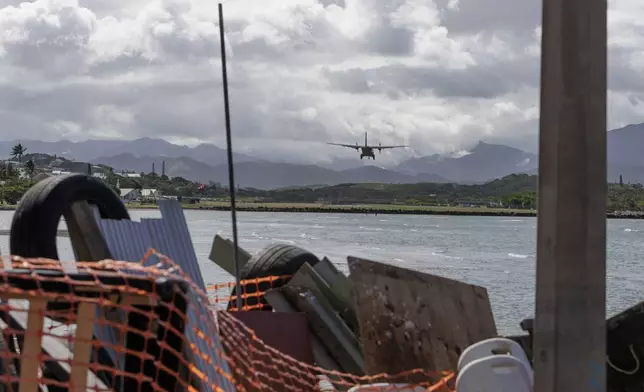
[0,250,455,392]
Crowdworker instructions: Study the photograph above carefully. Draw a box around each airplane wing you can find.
[327,143,360,150]
[373,145,409,149]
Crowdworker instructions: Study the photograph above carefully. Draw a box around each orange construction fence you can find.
[0,250,455,392]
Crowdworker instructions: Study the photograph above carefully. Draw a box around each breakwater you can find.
[197,205,536,216]
[2,203,643,219]
[188,205,644,219]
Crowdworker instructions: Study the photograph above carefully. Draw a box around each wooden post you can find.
[534,0,607,390]
[65,201,113,262]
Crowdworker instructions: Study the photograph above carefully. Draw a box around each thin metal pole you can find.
[218,2,243,311]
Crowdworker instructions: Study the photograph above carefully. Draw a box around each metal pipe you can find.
[218,2,243,312]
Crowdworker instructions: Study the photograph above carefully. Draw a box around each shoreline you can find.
[1,203,641,219]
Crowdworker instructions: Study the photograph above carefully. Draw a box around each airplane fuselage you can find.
[360,147,376,160]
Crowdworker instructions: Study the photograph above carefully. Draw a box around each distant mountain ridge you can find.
[0,138,256,168]
[394,141,539,183]
[92,153,449,189]
[3,121,644,188]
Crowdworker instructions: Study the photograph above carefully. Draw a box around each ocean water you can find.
[0,209,642,335]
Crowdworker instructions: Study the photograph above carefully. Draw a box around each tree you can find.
[5,163,16,180]
[11,143,26,163]
[0,162,7,181]
[24,160,35,176]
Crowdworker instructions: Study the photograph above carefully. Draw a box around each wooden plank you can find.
[534,0,607,390]
[288,263,360,340]
[65,202,112,262]
[0,305,110,390]
[313,257,343,283]
[263,289,342,372]
[277,286,365,375]
[19,299,46,392]
[348,256,496,378]
[314,257,352,307]
[71,303,97,391]
[208,234,252,276]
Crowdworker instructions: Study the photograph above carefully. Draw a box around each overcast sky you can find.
[0,0,642,165]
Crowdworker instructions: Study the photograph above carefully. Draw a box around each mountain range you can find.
[2,122,644,189]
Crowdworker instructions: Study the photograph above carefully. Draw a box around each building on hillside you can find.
[120,188,139,201]
[53,161,92,174]
[140,188,158,198]
[92,172,107,179]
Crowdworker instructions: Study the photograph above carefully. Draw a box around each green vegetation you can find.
[0,145,643,214]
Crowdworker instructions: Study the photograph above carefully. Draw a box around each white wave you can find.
[508,253,530,259]
[358,226,383,231]
[431,252,464,260]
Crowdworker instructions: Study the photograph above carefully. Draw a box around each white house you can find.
[92,172,107,179]
[120,188,139,201]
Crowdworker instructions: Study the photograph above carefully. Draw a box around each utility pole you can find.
[534,0,607,390]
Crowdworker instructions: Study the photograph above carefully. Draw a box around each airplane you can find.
[327,132,408,160]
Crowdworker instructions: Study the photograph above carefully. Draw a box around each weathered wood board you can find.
[209,234,252,276]
[348,256,497,376]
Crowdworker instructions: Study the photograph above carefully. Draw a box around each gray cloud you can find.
[0,0,640,165]
[438,0,542,36]
[324,50,540,99]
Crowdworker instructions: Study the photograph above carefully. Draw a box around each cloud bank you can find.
[0,0,641,165]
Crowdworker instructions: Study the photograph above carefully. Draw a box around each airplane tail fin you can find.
[365,131,368,147]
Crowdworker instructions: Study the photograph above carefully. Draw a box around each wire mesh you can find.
[0,250,455,392]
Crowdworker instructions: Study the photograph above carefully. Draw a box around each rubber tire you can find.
[9,173,130,260]
[227,243,320,311]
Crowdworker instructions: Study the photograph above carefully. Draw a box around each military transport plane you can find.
[327,132,408,160]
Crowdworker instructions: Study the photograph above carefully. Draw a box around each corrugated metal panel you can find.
[158,200,207,287]
[96,202,235,391]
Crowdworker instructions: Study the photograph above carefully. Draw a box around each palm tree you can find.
[24,159,35,176]
[11,143,26,163]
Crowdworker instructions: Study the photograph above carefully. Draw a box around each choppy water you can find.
[0,210,642,336]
